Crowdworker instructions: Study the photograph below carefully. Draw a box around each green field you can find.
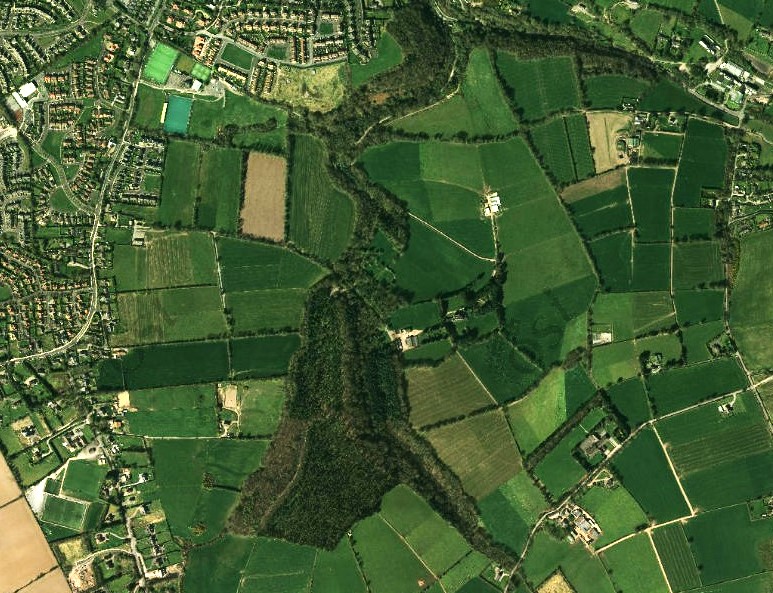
[495,53,581,121]
[591,291,675,342]
[731,229,773,370]
[652,523,702,591]
[158,140,201,227]
[164,94,193,135]
[646,357,747,415]
[227,288,308,333]
[389,301,441,330]
[632,242,671,291]
[641,132,683,163]
[112,231,218,292]
[143,43,179,84]
[231,334,300,378]
[675,289,725,325]
[673,241,724,289]
[460,334,542,404]
[394,47,517,138]
[478,472,548,555]
[589,231,633,291]
[288,135,355,261]
[124,384,218,437]
[41,494,87,530]
[630,9,665,47]
[237,379,285,436]
[656,391,773,509]
[579,483,648,548]
[674,207,715,240]
[673,119,727,207]
[426,409,522,499]
[628,167,674,243]
[196,147,243,233]
[583,75,650,108]
[601,533,670,593]
[61,460,108,502]
[406,353,493,428]
[533,425,588,498]
[113,286,227,346]
[592,340,639,386]
[612,428,690,523]
[607,377,651,427]
[350,31,403,86]
[507,365,595,453]
[567,183,632,239]
[220,43,254,70]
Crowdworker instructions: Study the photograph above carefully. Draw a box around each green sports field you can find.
[143,43,179,84]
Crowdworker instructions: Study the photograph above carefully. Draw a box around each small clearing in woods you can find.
[241,152,287,241]
[587,111,632,173]
[561,167,626,203]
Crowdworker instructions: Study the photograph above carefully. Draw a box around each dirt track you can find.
[241,152,287,241]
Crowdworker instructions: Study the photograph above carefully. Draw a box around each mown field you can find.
[123,384,218,437]
[288,135,355,261]
[158,140,201,227]
[601,533,669,593]
[579,482,648,548]
[196,148,243,233]
[673,119,727,207]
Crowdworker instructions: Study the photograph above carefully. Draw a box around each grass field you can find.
[675,289,725,325]
[632,242,671,291]
[196,148,243,233]
[531,117,576,184]
[350,31,403,86]
[674,119,727,207]
[288,135,355,261]
[227,288,308,333]
[630,9,665,47]
[607,377,651,427]
[124,384,218,437]
[495,53,581,121]
[533,425,588,498]
[389,301,441,330]
[230,334,300,378]
[674,207,715,240]
[460,334,542,404]
[41,494,87,530]
[731,229,773,370]
[628,167,674,243]
[312,538,366,593]
[158,140,201,227]
[673,241,724,289]
[164,95,192,135]
[641,132,683,163]
[583,75,650,108]
[612,428,690,523]
[142,43,179,84]
[220,43,254,70]
[112,231,218,292]
[591,291,675,342]
[589,231,633,291]
[394,47,517,138]
[113,286,227,345]
[646,357,747,415]
[601,533,669,593]
[216,237,325,293]
[682,321,725,363]
[238,379,285,436]
[478,472,548,555]
[656,391,773,509]
[567,182,632,239]
[652,523,702,591]
[592,340,639,386]
[61,460,108,502]
[406,353,493,428]
[579,483,648,548]
[507,365,595,453]
[426,409,522,499]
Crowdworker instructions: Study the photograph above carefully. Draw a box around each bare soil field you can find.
[0,498,67,593]
[19,569,71,593]
[561,167,626,203]
[587,111,632,174]
[537,572,574,593]
[241,152,287,241]
[0,454,20,507]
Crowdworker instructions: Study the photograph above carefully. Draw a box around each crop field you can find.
[579,483,648,548]
[531,114,594,184]
[112,231,218,292]
[124,384,218,437]
[522,530,615,593]
[99,340,230,390]
[352,514,433,593]
[226,288,307,333]
[685,503,773,585]
[154,439,268,542]
[240,151,287,242]
[506,365,595,453]
[674,207,716,240]
[674,119,727,207]
[288,135,354,260]
[591,291,675,342]
[230,334,300,378]
[459,334,541,404]
[533,425,588,498]
[197,148,243,233]
[566,182,632,239]
[657,392,773,509]
[652,523,701,591]
[589,232,633,291]
[216,237,325,292]
[389,301,441,330]
[673,241,724,289]
[641,132,683,163]
[478,472,548,554]
[61,460,107,501]
[682,321,724,363]
[158,140,201,227]
[41,494,86,530]
[600,533,669,593]
[112,286,227,346]
[393,48,517,138]
[350,31,403,86]
[406,353,493,428]
[586,111,633,173]
[632,242,671,291]
[675,289,725,325]
[583,75,650,109]
[592,340,638,386]
[628,168,674,243]
[495,53,581,121]
[189,91,288,151]
[635,333,682,364]
[425,409,522,499]
[646,357,747,415]
[380,486,471,575]
[730,229,773,370]
[607,377,651,427]
[612,428,690,522]
[237,379,285,436]
[311,538,366,593]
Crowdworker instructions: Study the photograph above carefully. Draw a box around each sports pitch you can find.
[143,43,180,84]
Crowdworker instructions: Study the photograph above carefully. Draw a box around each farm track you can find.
[408,213,496,262]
